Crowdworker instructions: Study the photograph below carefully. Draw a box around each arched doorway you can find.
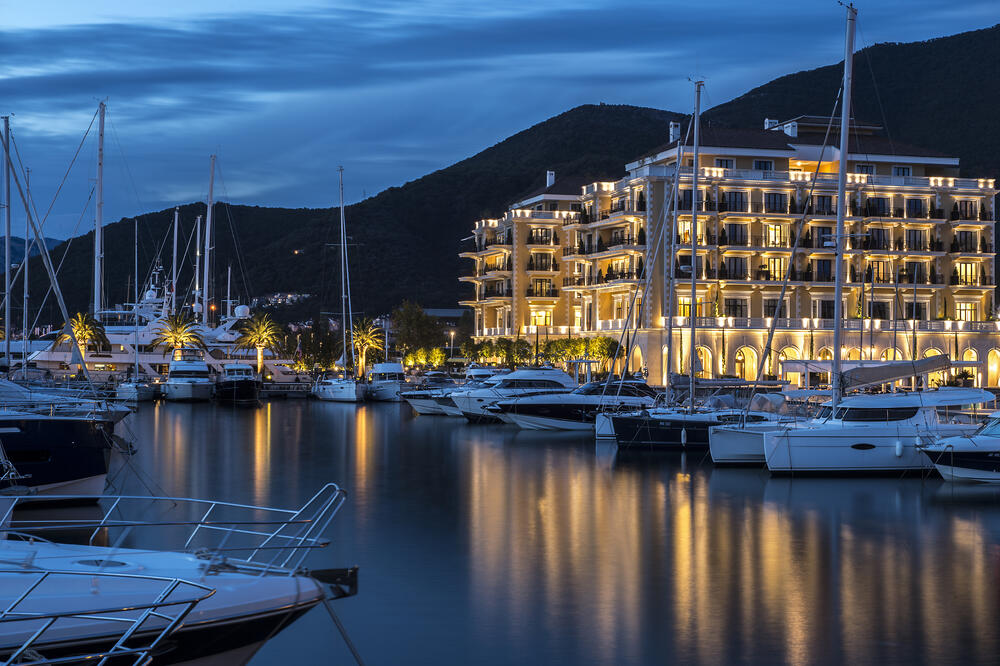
[881,348,903,361]
[778,346,800,386]
[694,346,712,379]
[989,349,1000,388]
[923,347,946,387]
[734,346,758,381]
[962,348,979,386]
[629,345,644,377]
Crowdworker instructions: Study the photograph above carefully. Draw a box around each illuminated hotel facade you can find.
[460,116,998,387]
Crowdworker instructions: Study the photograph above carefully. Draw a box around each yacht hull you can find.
[595,413,615,438]
[313,381,365,402]
[920,449,1000,483]
[163,381,214,402]
[367,381,409,402]
[764,424,977,473]
[0,417,112,495]
[115,383,155,402]
[405,397,444,415]
[215,379,261,405]
[709,424,789,465]
[505,413,593,431]
[611,414,714,449]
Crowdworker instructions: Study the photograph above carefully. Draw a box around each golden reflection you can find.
[252,403,271,500]
[466,454,1000,663]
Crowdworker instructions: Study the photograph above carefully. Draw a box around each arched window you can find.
[923,348,946,387]
[880,348,903,361]
[694,346,712,379]
[988,349,1000,387]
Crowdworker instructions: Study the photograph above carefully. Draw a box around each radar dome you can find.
[144,289,157,300]
[192,303,203,313]
[234,305,251,318]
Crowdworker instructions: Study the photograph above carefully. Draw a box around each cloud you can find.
[0,1,993,237]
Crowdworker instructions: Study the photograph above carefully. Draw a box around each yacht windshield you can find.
[834,407,920,422]
[977,418,1000,436]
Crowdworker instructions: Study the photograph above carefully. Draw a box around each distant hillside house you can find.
[460,119,998,388]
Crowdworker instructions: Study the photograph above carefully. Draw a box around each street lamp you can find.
[449,330,455,360]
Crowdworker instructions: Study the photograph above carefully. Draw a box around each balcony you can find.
[481,286,512,299]
[666,316,1000,333]
[481,327,512,337]
[683,166,995,192]
[526,233,559,247]
[951,240,993,254]
[511,209,579,223]
[526,259,559,272]
[526,286,559,298]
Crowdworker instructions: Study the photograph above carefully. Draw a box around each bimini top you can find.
[834,388,996,409]
[371,362,405,374]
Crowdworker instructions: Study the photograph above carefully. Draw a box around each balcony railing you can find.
[665,316,1000,333]
[526,286,559,298]
[526,259,559,271]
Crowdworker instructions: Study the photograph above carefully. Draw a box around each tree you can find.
[392,301,443,357]
[235,313,284,374]
[460,339,482,362]
[151,314,206,356]
[588,336,620,371]
[352,318,385,376]
[429,347,446,367]
[58,312,109,369]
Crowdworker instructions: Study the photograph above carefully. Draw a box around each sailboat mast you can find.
[3,116,9,371]
[171,207,178,315]
[226,264,232,318]
[93,101,105,316]
[202,154,216,326]
[338,167,348,367]
[688,80,703,412]
[831,4,857,411]
[662,140,685,405]
[22,169,30,380]
[194,214,202,311]
[134,217,139,379]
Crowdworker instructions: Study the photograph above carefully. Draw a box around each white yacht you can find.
[448,367,577,423]
[162,348,214,402]
[403,372,459,415]
[313,372,366,402]
[763,388,993,474]
[366,362,410,401]
[920,412,1000,482]
[492,379,659,431]
[116,379,156,402]
[0,485,355,664]
[708,390,827,465]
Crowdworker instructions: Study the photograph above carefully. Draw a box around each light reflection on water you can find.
[108,401,1000,665]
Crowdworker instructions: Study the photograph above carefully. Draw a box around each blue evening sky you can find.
[0,0,995,238]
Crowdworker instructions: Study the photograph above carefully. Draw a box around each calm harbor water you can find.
[109,400,1000,665]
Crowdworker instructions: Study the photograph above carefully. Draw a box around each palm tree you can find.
[151,313,206,358]
[352,318,384,377]
[235,313,283,374]
[58,312,109,369]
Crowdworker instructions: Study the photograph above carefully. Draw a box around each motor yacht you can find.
[312,372,365,403]
[763,388,994,474]
[366,362,410,402]
[115,379,156,402]
[0,485,357,665]
[492,379,659,431]
[708,390,827,465]
[162,348,214,402]
[216,363,261,405]
[403,372,458,415]
[447,367,577,423]
[920,412,1000,482]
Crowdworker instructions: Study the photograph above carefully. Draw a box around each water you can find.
[110,401,1000,665]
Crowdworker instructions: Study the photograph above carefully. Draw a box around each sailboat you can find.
[312,167,365,402]
[116,216,154,402]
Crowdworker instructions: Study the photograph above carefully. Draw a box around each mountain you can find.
[0,237,61,265]
[24,104,685,324]
[22,23,1000,324]
[703,24,1000,179]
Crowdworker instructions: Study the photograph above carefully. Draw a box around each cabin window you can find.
[754,160,774,171]
[835,407,919,421]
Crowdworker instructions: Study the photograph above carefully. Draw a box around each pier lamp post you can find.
[449,329,455,361]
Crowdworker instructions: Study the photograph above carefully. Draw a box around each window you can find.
[868,228,890,250]
[904,302,927,320]
[764,192,787,214]
[763,298,784,317]
[893,166,912,177]
[813,195,833,215]
[765,223,786,247]
[855,163,874,174]
[754,160,774,171]
[723,223,748,245]
[955,261,978,286]
[868,260,890,283]
[724,298,748,318]
[837,407,919,422]
[904,261,926,284]
[958,200,979,220]
[906,229,926,251]
[715,158,734,169]
[868,301,890,319]
[528,228,553,245]
[723,256,747,279]
[721,190,747,213]
[814,259,833,281]
[530,310,551,326]
[765,257,786,281]
[955,230,976,252]
[680,189,704,211]
[865,197,889,217]
[956,303,977,322]
[815,225,833,247]
[678,297,707,317]
[905,199,924,219]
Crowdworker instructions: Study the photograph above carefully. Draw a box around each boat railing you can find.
[0,484,347,577]
[0,567,214,665]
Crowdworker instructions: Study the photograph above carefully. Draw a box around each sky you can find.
[0,0,996,239]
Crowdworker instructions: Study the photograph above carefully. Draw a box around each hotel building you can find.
[460,116,998,387]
